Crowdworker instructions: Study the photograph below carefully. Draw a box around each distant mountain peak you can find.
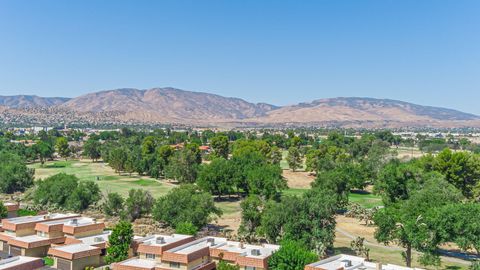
[0,89,478,128]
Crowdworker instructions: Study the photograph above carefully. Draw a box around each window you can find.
[169,262,181,268]
[245,267,256,270]
[146,253,156,260]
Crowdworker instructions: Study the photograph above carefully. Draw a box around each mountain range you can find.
[0,87,478,128]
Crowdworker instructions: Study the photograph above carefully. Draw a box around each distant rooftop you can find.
[306,255,423,270]
[168,237,227,255]
[75,230,111,246]
[138,234,192,247]
[50,243,99,254]
[115,258,156,269]
[4,213,78,225]
[213,241,280,259]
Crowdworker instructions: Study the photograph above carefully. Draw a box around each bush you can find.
[175,221,198,235]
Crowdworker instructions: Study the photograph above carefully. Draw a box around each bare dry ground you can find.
[282,170,315,188]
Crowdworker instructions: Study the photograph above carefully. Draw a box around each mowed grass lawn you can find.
[283,188,383,208]
[29,159,174,198]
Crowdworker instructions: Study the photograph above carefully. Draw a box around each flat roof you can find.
[169,237,227,255]
[62,217,98,227]
[0,256,42,269]
[3,213,78,225]
[213,241,280,259]
[117,258,156,269]
[139,234,192,247]
[10,234,49,244]
[50,243,99,254]
[75,230,111,245]
[307,255,423,270]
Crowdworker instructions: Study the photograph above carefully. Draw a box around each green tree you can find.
[430,203,480,255]
[287,146,302,172]
[268,240,318,270]
[374,178,463,267]
[152,184,222,228]
[33,173,79,207]
[260,188,337,255]
[374,159,424,205]
[246,164,287,200]
[431,149,480,199]
[216,260,240,270]
[55,137,71,160]
[83,139,101,162]
[66,181,101,212]
[109,148,127,174]
[239,195,264,241]
[125,189,154,221]
[197,158,235,196]
[105,220,134,264]
[0,151,34,193]
[155,145,174,177]
[0,202,8,219]
[103,192,125,217]
[210,135,229,159]
[33,141,54,166]
[166,148,199,183]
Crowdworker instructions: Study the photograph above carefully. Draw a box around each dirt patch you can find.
[282,170,315,188]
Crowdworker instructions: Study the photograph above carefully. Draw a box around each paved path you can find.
[335,227,473,266]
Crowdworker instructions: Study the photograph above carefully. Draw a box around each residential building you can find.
[305,254,424,270]
[112,234,195,270]
[0,256,44,270]
[210,241,280,270]
[0,213,80,254]
[48,243,102,270]
[6,216,96,257]
[157,237,228,270]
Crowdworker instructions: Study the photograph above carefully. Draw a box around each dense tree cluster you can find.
[33,173,100,211]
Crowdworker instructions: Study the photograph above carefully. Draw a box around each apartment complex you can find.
[113,234,195,270]
[305,255,424,270]
[113,236,280,270]
[210,241,280,270]
[47,217,112,270]
[0,213,80,255]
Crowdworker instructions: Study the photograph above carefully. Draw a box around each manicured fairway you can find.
[29,159,174,198]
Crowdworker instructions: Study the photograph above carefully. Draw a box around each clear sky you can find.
[0,1,479,113]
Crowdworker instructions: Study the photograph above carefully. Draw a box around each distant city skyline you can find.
[0,1,479,114]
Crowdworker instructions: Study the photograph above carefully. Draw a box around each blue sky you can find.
[0,0,479,113]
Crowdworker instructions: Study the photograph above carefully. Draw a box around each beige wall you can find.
[72,255,101,270]
[24,246,49,257]
[69,228,104,238]
[139,252,162,263]
[54,255,101,270]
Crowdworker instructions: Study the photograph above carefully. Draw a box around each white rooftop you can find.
[139,234,191,247]
[213,241,280,259]
[168,237,227,255]
[62,217,98,227]
[51,243,99,254]
[307,255,423,270]
[0,256,41,269]
[11,234,49,243]
[117,258,156,269]
[3,213,78,225]
[75,230,111,245]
